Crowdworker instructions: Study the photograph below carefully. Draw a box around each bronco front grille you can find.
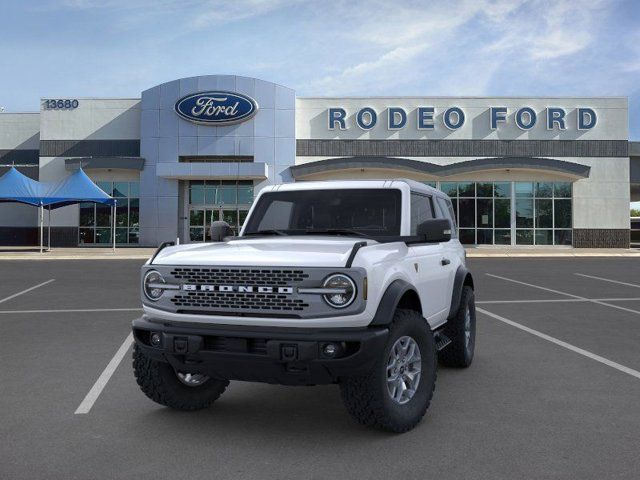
[170,291,309,311]
[170,268,309,286]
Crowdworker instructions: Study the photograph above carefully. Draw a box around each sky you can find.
[1,0,639,194]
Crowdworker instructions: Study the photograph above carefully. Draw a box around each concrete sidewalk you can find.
[0,245,639,260]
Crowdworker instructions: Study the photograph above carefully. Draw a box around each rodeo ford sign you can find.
[175,91,258,125]
[328,106,597,131]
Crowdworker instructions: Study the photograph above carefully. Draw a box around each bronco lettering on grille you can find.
[182,285,294,294]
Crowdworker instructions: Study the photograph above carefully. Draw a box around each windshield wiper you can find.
[305,228,372,238]
[243,229,287,236]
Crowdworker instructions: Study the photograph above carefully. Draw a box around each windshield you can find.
[243,188,402,238]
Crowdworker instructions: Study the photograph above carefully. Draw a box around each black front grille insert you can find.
[170,268,309,286]
[171,291,309,311]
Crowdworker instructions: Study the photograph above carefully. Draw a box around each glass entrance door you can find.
[187,180,254,242]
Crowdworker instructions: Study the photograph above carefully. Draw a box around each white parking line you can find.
[575,273,640,289]
[0,279,55,304]
[486,273,640,316]
[74,332,134,415]
[0,307,142,315]
[477,307,640,380]
[477,297,640,305]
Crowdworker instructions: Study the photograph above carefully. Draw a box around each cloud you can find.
[305,0,613,95]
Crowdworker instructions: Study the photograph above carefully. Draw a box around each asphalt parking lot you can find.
[1,257,640,479]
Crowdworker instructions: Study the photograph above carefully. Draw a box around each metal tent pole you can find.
[112,201,117,252]
[47,208,51,252]
[39,204,43,254]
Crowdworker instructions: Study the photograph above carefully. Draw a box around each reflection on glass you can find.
[129,228,139,244]
[477,229,492,244]
[190,227,204,242]
[535,199,552,228]
[129,182,139,197]
[116,228,128,244]
[190,184,205,204]
[554,199,572,228]
[554,182,572,198]
[476,183,493,197]
[458,199,475,227]
[423,181,437,188]
[516,199,533,227]
[129,199,139,227]
[494,230,511,245]
[494,182,511,198]
[79,228,94,244]
[494,199,510,228]
[222,209,238,231]
[95,228,111,244]
[515,182,534,197]
[190,209,204,226]
[113,182,128,198]
[219,187,237,205]
[459,229,475,244]
[237,186,254,204]
[96,204,112,227]
[555,229,572,245]
[79,203,95,227]
[115,199,128,227]
[440,182,457,197]
[535,229,553,245]
[458,182,475,197]
[516,230,533,245]
[535,182,553,198]
[97,181,112,196]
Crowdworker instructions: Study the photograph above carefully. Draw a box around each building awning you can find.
[156,162,268,180]
[291,156,591,180]
[65,157,145,171]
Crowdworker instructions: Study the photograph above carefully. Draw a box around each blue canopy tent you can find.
[0,167,46,206]
[0,167,116,252]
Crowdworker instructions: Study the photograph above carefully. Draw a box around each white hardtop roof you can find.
[265,179,441,196]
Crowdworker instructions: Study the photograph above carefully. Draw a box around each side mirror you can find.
[417,219,452,243]
[209,221,233,242]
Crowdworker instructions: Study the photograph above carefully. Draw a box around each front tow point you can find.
[174,337,188,354]
[281,344,298,361]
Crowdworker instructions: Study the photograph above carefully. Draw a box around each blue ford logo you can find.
[174,91,258,125]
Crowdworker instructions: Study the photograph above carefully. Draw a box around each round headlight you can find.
[322,274,356,308]
[143,270,165,301]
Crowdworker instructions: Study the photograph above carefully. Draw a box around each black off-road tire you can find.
[339,309,437,433]
[133,344,229,411]
[439,286,476,368]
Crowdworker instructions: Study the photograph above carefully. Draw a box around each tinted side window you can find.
[410,193,434,234]
[436,197,458,238]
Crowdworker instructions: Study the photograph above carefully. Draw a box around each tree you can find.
[631,209,640,217]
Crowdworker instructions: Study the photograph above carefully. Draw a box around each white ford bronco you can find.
[132,180,475,432]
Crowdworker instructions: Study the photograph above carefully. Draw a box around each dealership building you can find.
[1,74,638,248]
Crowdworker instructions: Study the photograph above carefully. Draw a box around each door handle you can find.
[441,258,451,266]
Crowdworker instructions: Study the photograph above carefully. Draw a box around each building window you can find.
[188,180,254,241]
[435,181,572,246]
[78,181,139,245]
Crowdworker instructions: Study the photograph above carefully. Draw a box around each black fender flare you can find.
[448,266,474,319]
[370,279,418,326]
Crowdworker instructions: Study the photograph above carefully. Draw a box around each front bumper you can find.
[132,316,388,386]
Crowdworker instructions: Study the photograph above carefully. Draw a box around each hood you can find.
[151,236,371,267]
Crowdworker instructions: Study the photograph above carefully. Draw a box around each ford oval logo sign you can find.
[174,91,258,125]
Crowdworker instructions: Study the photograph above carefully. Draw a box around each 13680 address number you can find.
[44,99,79,109]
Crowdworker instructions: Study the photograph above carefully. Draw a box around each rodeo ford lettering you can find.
[132,180,476,433]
